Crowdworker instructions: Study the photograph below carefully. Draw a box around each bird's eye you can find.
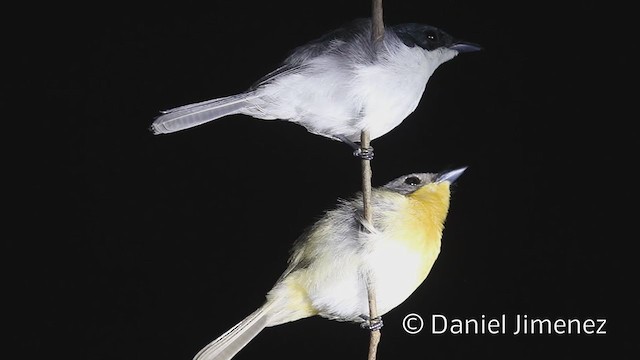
[404,176,421,186]
[425,31,438,41]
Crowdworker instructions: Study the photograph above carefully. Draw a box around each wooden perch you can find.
[363,2,384,360]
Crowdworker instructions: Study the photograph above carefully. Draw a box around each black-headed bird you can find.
[151,19,480,157]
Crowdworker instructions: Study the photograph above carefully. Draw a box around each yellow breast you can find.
[386,182,451,282]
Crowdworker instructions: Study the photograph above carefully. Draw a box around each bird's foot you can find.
[353,146,374,160]
[338,136,374,160]
[360,315,384,331]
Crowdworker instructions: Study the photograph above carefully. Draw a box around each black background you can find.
[10,1,634,359]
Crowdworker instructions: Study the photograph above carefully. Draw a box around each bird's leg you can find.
[359,314,384,331]
[338,136,374,160]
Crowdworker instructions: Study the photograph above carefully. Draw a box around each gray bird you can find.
[151,19,480,157]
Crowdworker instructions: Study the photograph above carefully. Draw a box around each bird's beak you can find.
[436,167,467,184]
[450,41,482,53]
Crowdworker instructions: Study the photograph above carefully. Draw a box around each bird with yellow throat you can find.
[194,167,466,360]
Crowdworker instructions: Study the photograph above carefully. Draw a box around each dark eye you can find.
[404,176,421,186]
[425,31,438,42]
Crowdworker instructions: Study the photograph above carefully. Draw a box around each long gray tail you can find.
[151,92,258,134]
[192,304,271,360]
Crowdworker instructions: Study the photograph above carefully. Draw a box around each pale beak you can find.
[450,41,482,53]
[436,167,467,183]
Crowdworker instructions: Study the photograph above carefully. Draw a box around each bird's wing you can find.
[283,18,374,65]
[250,18,375,90]
[275,197,365,282]
[248,65,307,90]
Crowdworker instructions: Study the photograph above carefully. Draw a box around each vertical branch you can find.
[371,0,385,43]
[361,130,380,360]
[363,1,383,360]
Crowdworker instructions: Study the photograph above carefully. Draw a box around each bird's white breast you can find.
[352,46,436,140]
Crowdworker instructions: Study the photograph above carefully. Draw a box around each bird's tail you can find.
[151,92,259,134]
[193,302,273,360]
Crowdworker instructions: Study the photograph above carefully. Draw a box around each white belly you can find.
[306,232,439,321]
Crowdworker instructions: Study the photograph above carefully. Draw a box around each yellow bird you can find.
[195,167,466,360]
